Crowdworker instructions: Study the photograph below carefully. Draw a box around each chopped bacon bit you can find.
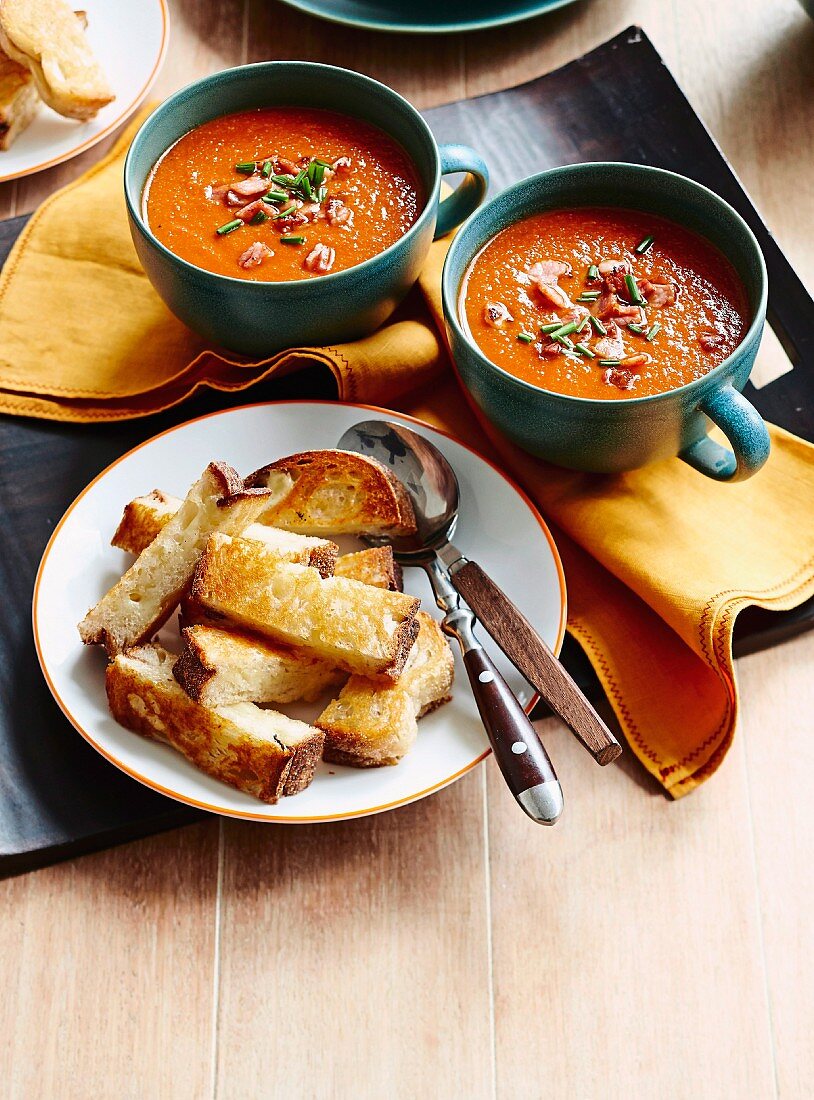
[234,199,265,223]
[326,197,353,227]
[698,330,724,351]
[540,342,562,358]
[483,302,513,328]
[535,279,574,310]
[638,278,677,308]
[229,175,269,199]
[603,367,639,391]
[598,258,630,277]
[299,202,322,221]
[596,289,642,322]
[619,352,651,368]
[331,156,352,173]
[528,260,572,280]
[238,242,273,269]
[273,210,308,233]
[275,156,299,175]
[303,242,336,274]
[594,320,625,360]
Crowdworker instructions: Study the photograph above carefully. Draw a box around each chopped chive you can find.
[249,210,268,226]
[292,168,307,188]
[646,322,661,342]
[313,158,333,168]
[234,161,256,174]
[627,322,647,334]
[261,160,273,178]
[517,333,534,344]
[587,264,600,281]
[635,234,655,255]
[540,321,563,334]
[589,315,607,336]
[301,175,313,200]
[318,185,328,203]
[549,320,579,340]
[274,204,297,219]
[263,190,289,203]
[625,273,645,306]
[577,291,600,302]
[216,218,243,235]
[555,335,575,350]
[311,162,325,188]
[575,342,596,358]
[280,234,305,245]
[599,358,621,366]
[270,172,296,187]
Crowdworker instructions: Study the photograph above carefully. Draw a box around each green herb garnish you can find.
[517,332,534,344]
[261,160,273,179]
[624,273,645,306]
[549,320,579,341]
[234,161,256,174]
[589,316,607,336]
[575,343,595,358]
[318,185,328,203]
[646,322,661,342]
[274,204,297,219]
[280,234,305,245]
[555,335,575,350]
[635,235,655,255]
[540,321,563,334]
[249,210,268,226]
[587,264,600,281]
[577,292,600,302]
[599,358,621,366]
[263,190,289,204]
[216,219,243,235]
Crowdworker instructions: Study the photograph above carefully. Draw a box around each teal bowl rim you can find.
[442,162,769,407]
[124,61,442,295]
[274,0,581,35]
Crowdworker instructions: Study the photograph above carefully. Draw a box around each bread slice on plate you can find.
[78,462,292,657]
[246,450,416,538]
[334,547,402,591]
[0,50,37,149]
[106,645,324,803]
[317,612,454,767]
[0,0,114,121]
[174,624,345,708]
[191,532,420,679]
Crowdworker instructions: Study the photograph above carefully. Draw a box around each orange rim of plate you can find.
[0,0,169,185]
[32,399,568,823]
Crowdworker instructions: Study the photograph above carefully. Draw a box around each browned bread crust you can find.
[246,450,416,537]
[78,463,290,656]
[191,533,420,680]
[106,645,324,803]
[334,547,403,591]
[0,50,37,149]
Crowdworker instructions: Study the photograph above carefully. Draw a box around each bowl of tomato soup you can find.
[442,163,770,481]
[125,63,488,356]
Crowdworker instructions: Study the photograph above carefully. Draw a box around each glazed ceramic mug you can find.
[442,163,771,481]
[125,62,488,357]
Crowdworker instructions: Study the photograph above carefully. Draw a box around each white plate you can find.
[0,0,168,184]
[33,401,567,822]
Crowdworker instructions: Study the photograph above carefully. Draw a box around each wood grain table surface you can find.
[2,1,813,1096]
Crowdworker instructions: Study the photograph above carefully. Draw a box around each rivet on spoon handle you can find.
[450,560,622,766]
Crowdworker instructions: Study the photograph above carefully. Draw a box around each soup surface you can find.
[461,208,749,399]
[144,107,424,282]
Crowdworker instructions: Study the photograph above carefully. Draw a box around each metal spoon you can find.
[337,419,565,825]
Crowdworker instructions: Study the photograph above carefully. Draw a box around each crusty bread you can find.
[106,645,324,803]
[246,450,416,538]
[0,50,37,149]
[318,612,454,767]
[0,0,114,121]
[191,532,420,680]
[334,547,402,591]
[79,463,292,656]
[174,624,345,708]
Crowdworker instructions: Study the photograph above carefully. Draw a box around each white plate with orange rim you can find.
[0,0,168,184]
[33,401,566,823]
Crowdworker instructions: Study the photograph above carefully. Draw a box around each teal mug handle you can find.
[679,384,771,482]
[435,144,489,240]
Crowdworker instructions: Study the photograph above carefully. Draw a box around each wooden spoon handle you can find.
[450,560,622,766]
[461,646,563,825]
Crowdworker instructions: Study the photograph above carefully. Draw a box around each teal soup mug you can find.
[125,62,488,357]
[442,164,770,481]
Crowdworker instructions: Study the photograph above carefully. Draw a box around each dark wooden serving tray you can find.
[2,27,812,877]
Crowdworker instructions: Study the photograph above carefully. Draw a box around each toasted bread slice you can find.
[246,450,416,538]
[79,463,292,656]
[191,533,420,679]
[0,0,114,121]
[318,613,454,767]
[111,489,180,555]
[174,624,345,708]
[106,645,324,803]
[0,50,37,149]
[334,547,402,591]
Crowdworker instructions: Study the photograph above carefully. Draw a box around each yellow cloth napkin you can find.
[3,110,814,796]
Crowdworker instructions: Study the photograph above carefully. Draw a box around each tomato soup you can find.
[143,107,424,282]
[461,208,749,399]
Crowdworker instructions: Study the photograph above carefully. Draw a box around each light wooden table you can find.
[2,1,812,1097]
